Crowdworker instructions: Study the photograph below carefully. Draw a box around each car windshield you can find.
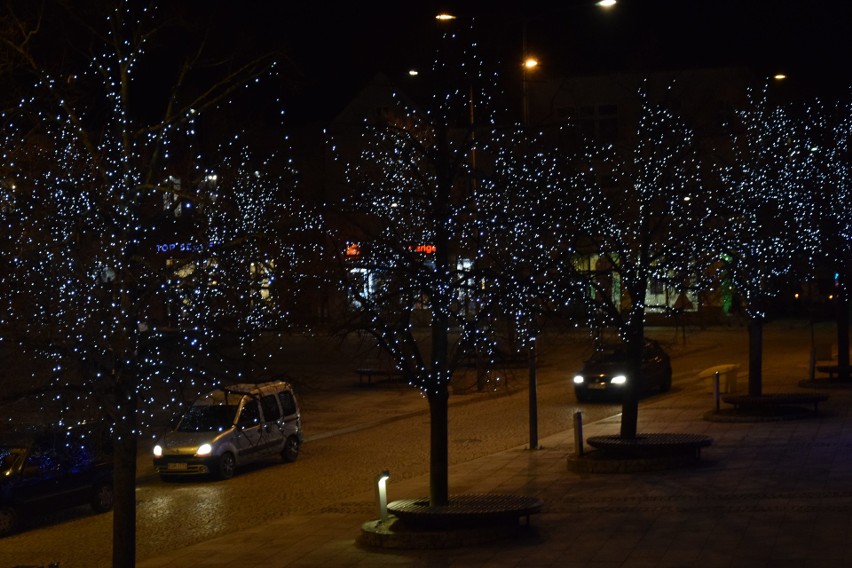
[0,446,25,474]
[590,346,627,362]
[177,405,239,432]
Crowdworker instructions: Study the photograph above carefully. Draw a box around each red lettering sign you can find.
[345,243,361,257]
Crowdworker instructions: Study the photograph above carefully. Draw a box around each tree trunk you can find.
[428,386,449,506]
[619,321,644,439]
[836,263,850,382]
[476,346,487,392]
[748,317,763,396]
[112,382,138,568]
[528,337,539,450]
[429,290,450,506]
[619,344,641,439]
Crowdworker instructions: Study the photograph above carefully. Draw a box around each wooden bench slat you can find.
[387,494,543,528]
[721,393,829,412]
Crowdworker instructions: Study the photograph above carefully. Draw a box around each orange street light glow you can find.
[523,57,539,69]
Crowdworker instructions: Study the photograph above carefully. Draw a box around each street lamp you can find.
[522,0,616,126]
[522,56,539,126]
[521,0,616,452]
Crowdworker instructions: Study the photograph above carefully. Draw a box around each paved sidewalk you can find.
[137,363,852,568]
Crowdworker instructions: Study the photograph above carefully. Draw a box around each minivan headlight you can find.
[196,443,213,456]
[611,375,627,385]
[573,375,585,384]
[153,444,163,457]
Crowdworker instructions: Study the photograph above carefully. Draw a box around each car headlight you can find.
[611,375,627,385]
[196,443,213,456]
[153,444,163,457]
[573,375,585,384]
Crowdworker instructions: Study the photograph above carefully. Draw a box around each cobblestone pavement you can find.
[130,320,852,568]
[6,320,852,567]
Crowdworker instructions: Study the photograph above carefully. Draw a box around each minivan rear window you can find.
[278,391,297,416]
[260,394,281,421]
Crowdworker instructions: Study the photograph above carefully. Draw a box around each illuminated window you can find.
[250,260,274,301]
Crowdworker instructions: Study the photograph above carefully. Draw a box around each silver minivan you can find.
[152,380,302,480]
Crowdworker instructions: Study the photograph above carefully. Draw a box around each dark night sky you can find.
[202,0,851,124]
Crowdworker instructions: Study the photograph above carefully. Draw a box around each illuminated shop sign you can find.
[343,243,435,257]
[155,242,206,253]
[345,243,361,257]
[410,244,436,254]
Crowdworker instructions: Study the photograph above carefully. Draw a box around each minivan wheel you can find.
[91,483,115,513]
[282,436,300,463]
[215,452,236,480]
[0,506,18,536]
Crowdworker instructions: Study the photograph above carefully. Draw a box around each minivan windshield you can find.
[178,405,239,432]
[0,446,24,474]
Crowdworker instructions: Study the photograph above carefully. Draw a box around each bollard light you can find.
[714,371,721,413]
[375,470,390,522]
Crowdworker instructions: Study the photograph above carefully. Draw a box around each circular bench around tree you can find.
[586,433,714,459]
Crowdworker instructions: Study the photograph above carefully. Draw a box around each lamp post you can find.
[521,0,616,451]
[522,56,539,127]
[521,0,615,125]
[375,470,390,523]
[434,12,490,391]
[436,3,616,449]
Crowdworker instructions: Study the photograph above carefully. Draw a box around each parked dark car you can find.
[0,423,114,536]
[572,339,672,402]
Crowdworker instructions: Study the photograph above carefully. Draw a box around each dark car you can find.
[572,339,672,402]
[0,423,114,536]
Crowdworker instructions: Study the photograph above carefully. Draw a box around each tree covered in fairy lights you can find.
[717,85,820,395]
[564,83,722,438]
[474,125,587,349]
[827,97,852,379]
[0,2,316,565]
[329,21,551,506]
[798,93,852,380]
[471,120,595,449]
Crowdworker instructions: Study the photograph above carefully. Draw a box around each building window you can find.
[561,103,619,144]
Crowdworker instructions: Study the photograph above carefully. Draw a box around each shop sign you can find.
[410,244,436,254]
[156,242,205,253]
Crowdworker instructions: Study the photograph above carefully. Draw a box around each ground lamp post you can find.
[375,470,390,523]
